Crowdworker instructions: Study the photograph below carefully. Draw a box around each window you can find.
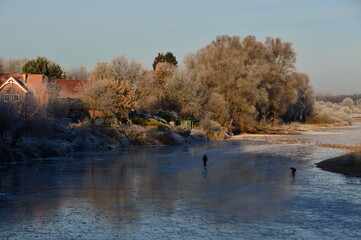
[4,94,10,102]
[13,94,19,102]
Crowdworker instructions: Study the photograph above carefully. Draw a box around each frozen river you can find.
[0,123,361,239]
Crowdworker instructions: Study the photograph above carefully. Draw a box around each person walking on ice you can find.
[203,154,208,167]
[290,167,296,178]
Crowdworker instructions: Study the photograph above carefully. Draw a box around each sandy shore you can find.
[316,152,361,178]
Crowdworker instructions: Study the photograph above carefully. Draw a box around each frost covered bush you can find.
[68,121,130,150]
[120,124,158,145]
[200,118,230,140]
[310,100,354,125]
[189,128,209,141]
[170,125,191,137]
[148,129,185,145]
[200,118,223,133]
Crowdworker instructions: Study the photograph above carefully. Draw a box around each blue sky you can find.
[0,0,360,94]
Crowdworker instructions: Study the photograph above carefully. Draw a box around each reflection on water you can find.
[1,134,361,239]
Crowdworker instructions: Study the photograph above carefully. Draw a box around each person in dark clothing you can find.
[290,167,296,178]
[203,154,208,167]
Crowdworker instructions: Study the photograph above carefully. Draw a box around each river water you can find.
[1,124,361,239]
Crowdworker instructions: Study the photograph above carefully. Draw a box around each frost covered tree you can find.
[2,57,29,74]
[0,96,44,146]
[138,62,176,114]
[0,57,4,73]
[258,37,298,121]
[108,80,139,122]
[66,65,89,80]
[341,97,354,109]
[89,62,112,81]
[282,73,314,122]
[185,35,267,130]
[110,55,144,85]
[77,78,139,125]
[183,35,314,131]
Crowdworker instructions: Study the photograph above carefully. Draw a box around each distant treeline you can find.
[315,94,361,104]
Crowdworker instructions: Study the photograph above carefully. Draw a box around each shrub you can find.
[131,117,169,131]
[200,118,222,133]
[199,118,230,140]
[156,110,179,123]
[310,100,354,125]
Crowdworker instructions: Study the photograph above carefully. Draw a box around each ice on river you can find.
[0,124,361,239]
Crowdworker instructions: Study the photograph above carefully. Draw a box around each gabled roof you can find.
[0,76,30,93]
[0,74,44,86]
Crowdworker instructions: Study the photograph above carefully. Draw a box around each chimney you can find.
[23,73,27,83]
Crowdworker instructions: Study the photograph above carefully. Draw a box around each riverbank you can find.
[0,119,209,163]
[317,151,361,178]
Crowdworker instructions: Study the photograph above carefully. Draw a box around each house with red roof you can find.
[0,74,47,105]
[0,74,89,118]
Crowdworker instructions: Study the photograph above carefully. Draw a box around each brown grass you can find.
[267,138,308,144]
[316,143,361,151]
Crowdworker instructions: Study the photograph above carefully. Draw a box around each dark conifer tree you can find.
[152,52,178,70]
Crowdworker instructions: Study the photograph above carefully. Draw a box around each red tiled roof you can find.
[52,79,88,98]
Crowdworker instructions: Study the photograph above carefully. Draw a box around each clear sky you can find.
[1,0,360,94]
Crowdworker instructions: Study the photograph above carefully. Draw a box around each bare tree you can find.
[66,65,89,80]
[259,37,298,120]
[204,93,229,124]
[110,55,144,85]
[182,35,313,131]
[108,80,139,122]
[0,57,4,73]
[185,35,265,130]
[89,62,112,81]
[77,78,139,125]
[0,95,45,146]
[76,79,114,124]
[137,63,175,114]
[3,58,29,73]
[162,66,201,119]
